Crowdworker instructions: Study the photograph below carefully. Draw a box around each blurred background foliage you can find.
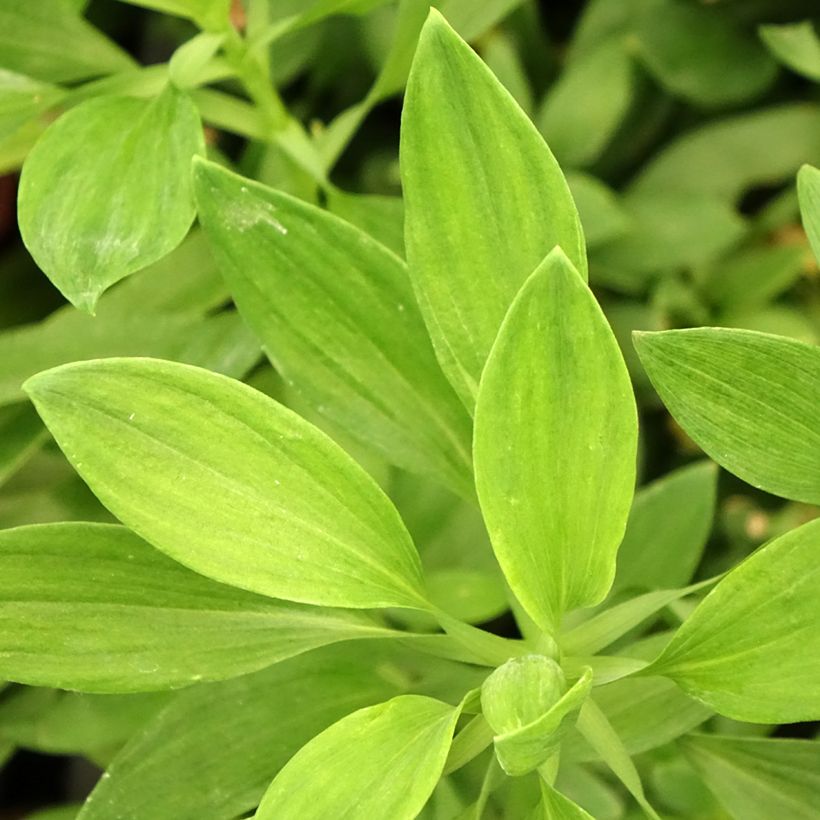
[0,0,818,817]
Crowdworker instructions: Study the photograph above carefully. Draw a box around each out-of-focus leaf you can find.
[537,38,634,168]
[798,163,820,263]
[193,160,473,498]
[0,70,64,138]
[324,188,404,256]
[474,249,637,631]
[613,461,717,593]
[481,30,534,115]
[680,734,820,820]
[0,523,405,692]
[538,781,594,819]
[646,518,820,723]
[634,328,820,504]
[118,0,231,30]
[634,0,776,106]
[566,172,630,249]
[0,404,46,488]
[401,11,585,409]
[19,85,204,310]
[759,21,820,82]
[78,645,402,820]
[25,358,430,611]
[0,1,134,83]
[256,695,460,819]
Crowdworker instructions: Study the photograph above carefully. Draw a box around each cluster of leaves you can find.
[0,1,819,818]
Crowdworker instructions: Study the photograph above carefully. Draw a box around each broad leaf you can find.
[0,0,134,83]
[401,10,586,408]
[255,694,460,819]
[79,645,401,820]
[680,734,820,820]
[193,160,473,498]
[798,163,820,264]
[18,85,204,310]
[24,358,429,611]
[0,522,402,692]
[613,461,717,593]
[759,22,820,82]
[474,249,637,631]
[634,328,820,504]
[646,518,820,723]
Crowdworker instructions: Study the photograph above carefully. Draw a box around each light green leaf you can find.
[631,104,820,202]
[798,163,820,264]
[118,0,231,30]
[255,694,460,819]
[0,522,405,693]
[759,21,820,82]
[474,249,637,631]
[537,38,634,168]
[538,781,594,819]
[0,70,65,138]
[19,85,205,310]
[613,461,717,593]
[680,734,820,820]
[78,645,401,820]
[634,0,777,106]
[401,10,586,408]
[24,358,429,611]
[193,160,473,498]
[324,188,404,256]
[0,0,134,83]
[566,172,630,249]
[645,518,820,723]
[634,328,820,504]
[0,309,259,408]
[22,805,80,820]
[0,404,46,488]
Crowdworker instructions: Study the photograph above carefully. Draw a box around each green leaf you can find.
[634,1,776,106]
[680,735,820,820]
[0,404,46,488]
[18,85,205,310]
[401,10,586,408]
[0,522,405,693]
[119,0,231,30]
[0,0,134,83]
[759,21,820,82]
[324,188,404,256]
[613,461,717,594]
[798,163,820,264]
[631,104,820,202]
[634,328,820,504]
[474,249,637,631]
[255,694,460,819]
[24,358,429,611]
[537,38,634,168]
[538,781,594,819]
[566,172,630,249]
[193,160,473,498]
[0,309,259,409]
[0,70,65,138]
[645,518,820,723]
[78,645,401,820]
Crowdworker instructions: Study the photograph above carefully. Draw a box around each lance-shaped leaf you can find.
[645,518,820,723]
[0,404,46,487]
[24,358,429,611]
[400,10,586,408]
[634,328,820,504]
[680,734,820,820]
[79,645,400,820]
[0,522,405,693]
[481,655,592,776]
[798,163,820,264]
[18,85,204,310]
[193,160,473,498]
[474,249,637,631]
[613,461,717,593]
[538,781,594,819]
[255,694,461,819]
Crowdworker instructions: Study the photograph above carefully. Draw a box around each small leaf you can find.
[255,695,460,820]
[646,518,820,723]
[193,159,473,498]
[401,10,586,408]
[24,358,429,611]
[538,781,594,819]
[613,461,717,594]
[18,85,204,310]
[798,163,820,264]
[474,248,637,631]
[634,328,820,504]
[759,21,820,82]
[0,522,403,693]
[680,734,820,820]
[78,645,401,820]
[121,0,230,30]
